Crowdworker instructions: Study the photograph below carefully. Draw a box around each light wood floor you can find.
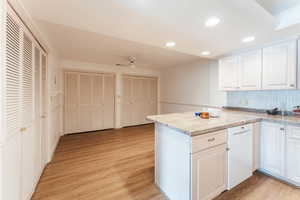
[32,124,300,200]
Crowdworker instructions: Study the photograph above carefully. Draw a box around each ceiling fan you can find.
[116,56,137,68]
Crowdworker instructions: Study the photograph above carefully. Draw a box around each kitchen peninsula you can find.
[147,110,300,200]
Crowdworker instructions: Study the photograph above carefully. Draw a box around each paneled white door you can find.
[64,72,79,133]
[121,76,158,127]
[79,73,93,132]
[103,74,115,129]
[64,72,115,134]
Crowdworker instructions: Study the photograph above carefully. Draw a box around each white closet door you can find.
[79,74,93,132]
[64,73,79,133]
[65,72,115,133]
[3,12,22,200]
[34,47,42,178]
[92,75,104,130]
[41,54,47,166]
[103,75,115,129]
[121,76,158,127]
[121,77,133,127]
[141,79,149,124]
[149,78,158,116]
[5,13,21,140]
[21,34,36,200]
[132,78,144,125]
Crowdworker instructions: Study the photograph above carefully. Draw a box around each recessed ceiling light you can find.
[205,17,220,27]
[201,51,211,56]
[166,41,176,47]
[242,36,255,43]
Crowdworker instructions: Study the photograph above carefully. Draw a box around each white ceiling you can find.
[36,20,203,68]
[21,0,300,68]
[256,0,300,15]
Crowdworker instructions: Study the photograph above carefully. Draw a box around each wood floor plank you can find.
[32,124,300,200]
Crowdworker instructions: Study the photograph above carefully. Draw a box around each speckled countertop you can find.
[146,109,300,136]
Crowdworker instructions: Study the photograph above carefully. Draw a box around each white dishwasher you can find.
[228,124,253,190]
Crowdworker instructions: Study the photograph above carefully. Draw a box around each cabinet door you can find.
[219,56,239,91]
[286,126,300,183]
[253,122,261,171]
[262,41,297,90]
[191,144,227,200]
[239,50,262,90]
[260,122,285,177]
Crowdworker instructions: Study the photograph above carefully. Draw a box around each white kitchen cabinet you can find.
[260,122,285,177]
[286,126,300,184]
[239,50,262,90]
[219,56,239,91]
[191,144,227,200]
[262,40,297,90]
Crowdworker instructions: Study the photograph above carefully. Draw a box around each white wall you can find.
[61,60,161,130]
[160,60,226,114]
[47,51,63,160]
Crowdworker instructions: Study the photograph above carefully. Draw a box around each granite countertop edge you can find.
[147,110,300,137]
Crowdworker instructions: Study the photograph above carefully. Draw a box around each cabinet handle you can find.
[290,84,295,87]
[208,138,215,142]
[280,127,285,131]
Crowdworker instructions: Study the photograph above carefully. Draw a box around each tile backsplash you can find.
[227,90,300,111]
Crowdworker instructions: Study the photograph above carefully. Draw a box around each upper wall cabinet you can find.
[239,50,262,90]
[219,56,239,91]
[262,41,297,90]
[219,40,298,91]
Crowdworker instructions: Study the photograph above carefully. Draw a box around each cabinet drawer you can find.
[192,130,227,153]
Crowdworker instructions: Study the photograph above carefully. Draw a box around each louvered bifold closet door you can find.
[41,54,47,166]
[34,47,43,177]
[64,72,79,134]
[21,33,36,200]
[3,12,23,200]
[5,13,21,139]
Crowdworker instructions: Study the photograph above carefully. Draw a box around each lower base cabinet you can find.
[260,122,285,177]
[286,126,300,184]
[260,122,300,187]
[191,144,227,200]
